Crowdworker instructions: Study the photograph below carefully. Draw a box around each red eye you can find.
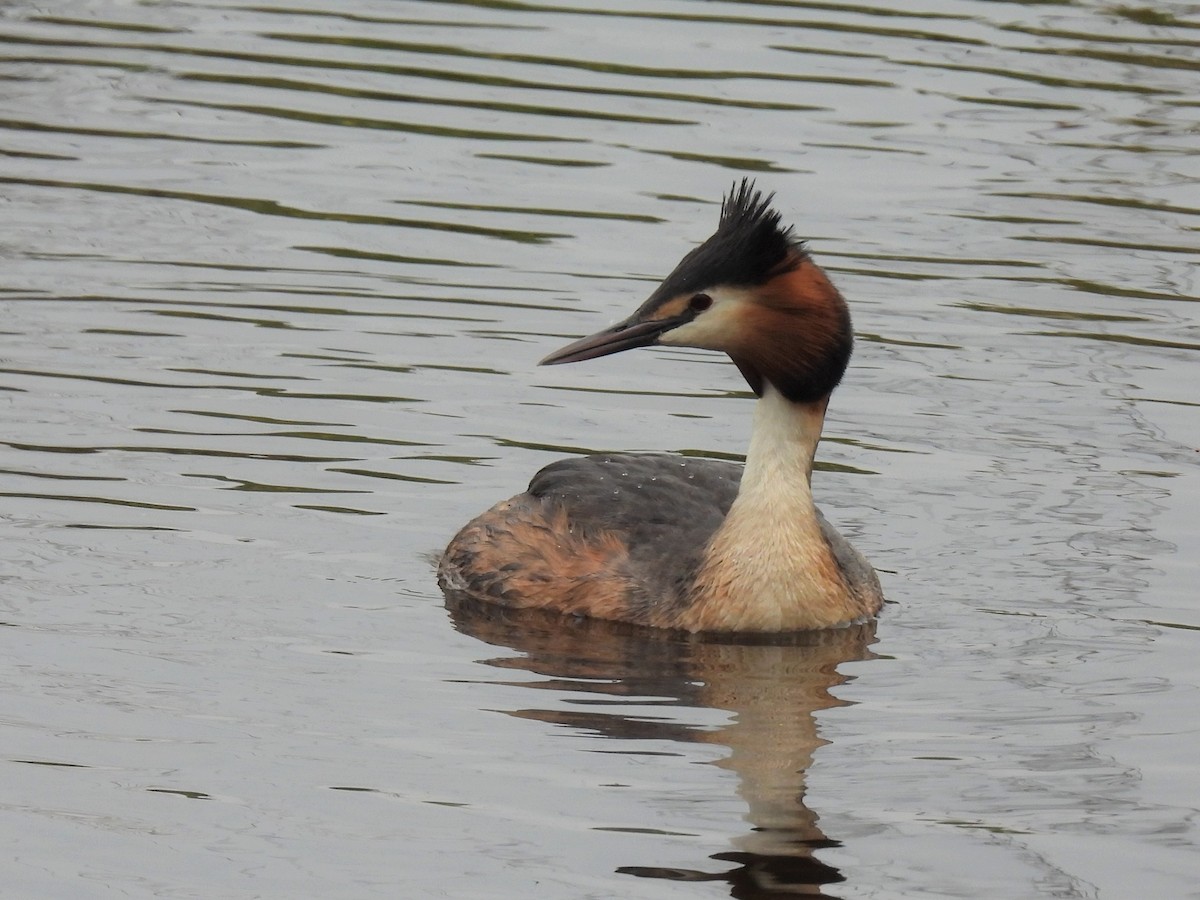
[689,293,713,311]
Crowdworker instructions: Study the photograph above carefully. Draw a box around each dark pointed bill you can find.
[539,314,686,366]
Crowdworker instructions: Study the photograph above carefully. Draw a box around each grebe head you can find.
[540,179,853,404]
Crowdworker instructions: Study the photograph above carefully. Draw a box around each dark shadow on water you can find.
[447,595,877,899]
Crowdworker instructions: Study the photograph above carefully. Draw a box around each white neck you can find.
[684,384,855,631]
[740,383,823,498]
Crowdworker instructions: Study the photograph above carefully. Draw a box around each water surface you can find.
[2,1,1198,897]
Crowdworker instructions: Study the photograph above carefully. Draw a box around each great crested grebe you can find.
[439,180,883,633]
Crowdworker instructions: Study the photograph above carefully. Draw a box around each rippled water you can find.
[2,1,1198,897]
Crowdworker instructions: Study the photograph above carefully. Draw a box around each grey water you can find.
[2,1,1197,897]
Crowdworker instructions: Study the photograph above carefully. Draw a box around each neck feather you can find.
[681,385,858,632]
[740,382,825,494]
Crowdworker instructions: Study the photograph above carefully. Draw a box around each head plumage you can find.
[719,179,788,243]
[648,179,804,302]
[544,181,850,403]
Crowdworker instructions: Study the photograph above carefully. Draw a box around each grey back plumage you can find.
[530,452,880,614]
[529,453,740,605]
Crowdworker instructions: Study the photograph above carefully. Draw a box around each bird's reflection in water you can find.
[447,596,877,899]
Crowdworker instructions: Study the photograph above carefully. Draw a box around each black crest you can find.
[649,179,804,302]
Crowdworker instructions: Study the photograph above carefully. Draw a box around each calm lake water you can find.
[2,1,1198,897]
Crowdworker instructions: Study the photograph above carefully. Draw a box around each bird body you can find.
[439,181,884,633]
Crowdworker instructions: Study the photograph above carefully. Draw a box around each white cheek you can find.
[658,291,749,351]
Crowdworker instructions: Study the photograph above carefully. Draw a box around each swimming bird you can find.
[439,180,883,632]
